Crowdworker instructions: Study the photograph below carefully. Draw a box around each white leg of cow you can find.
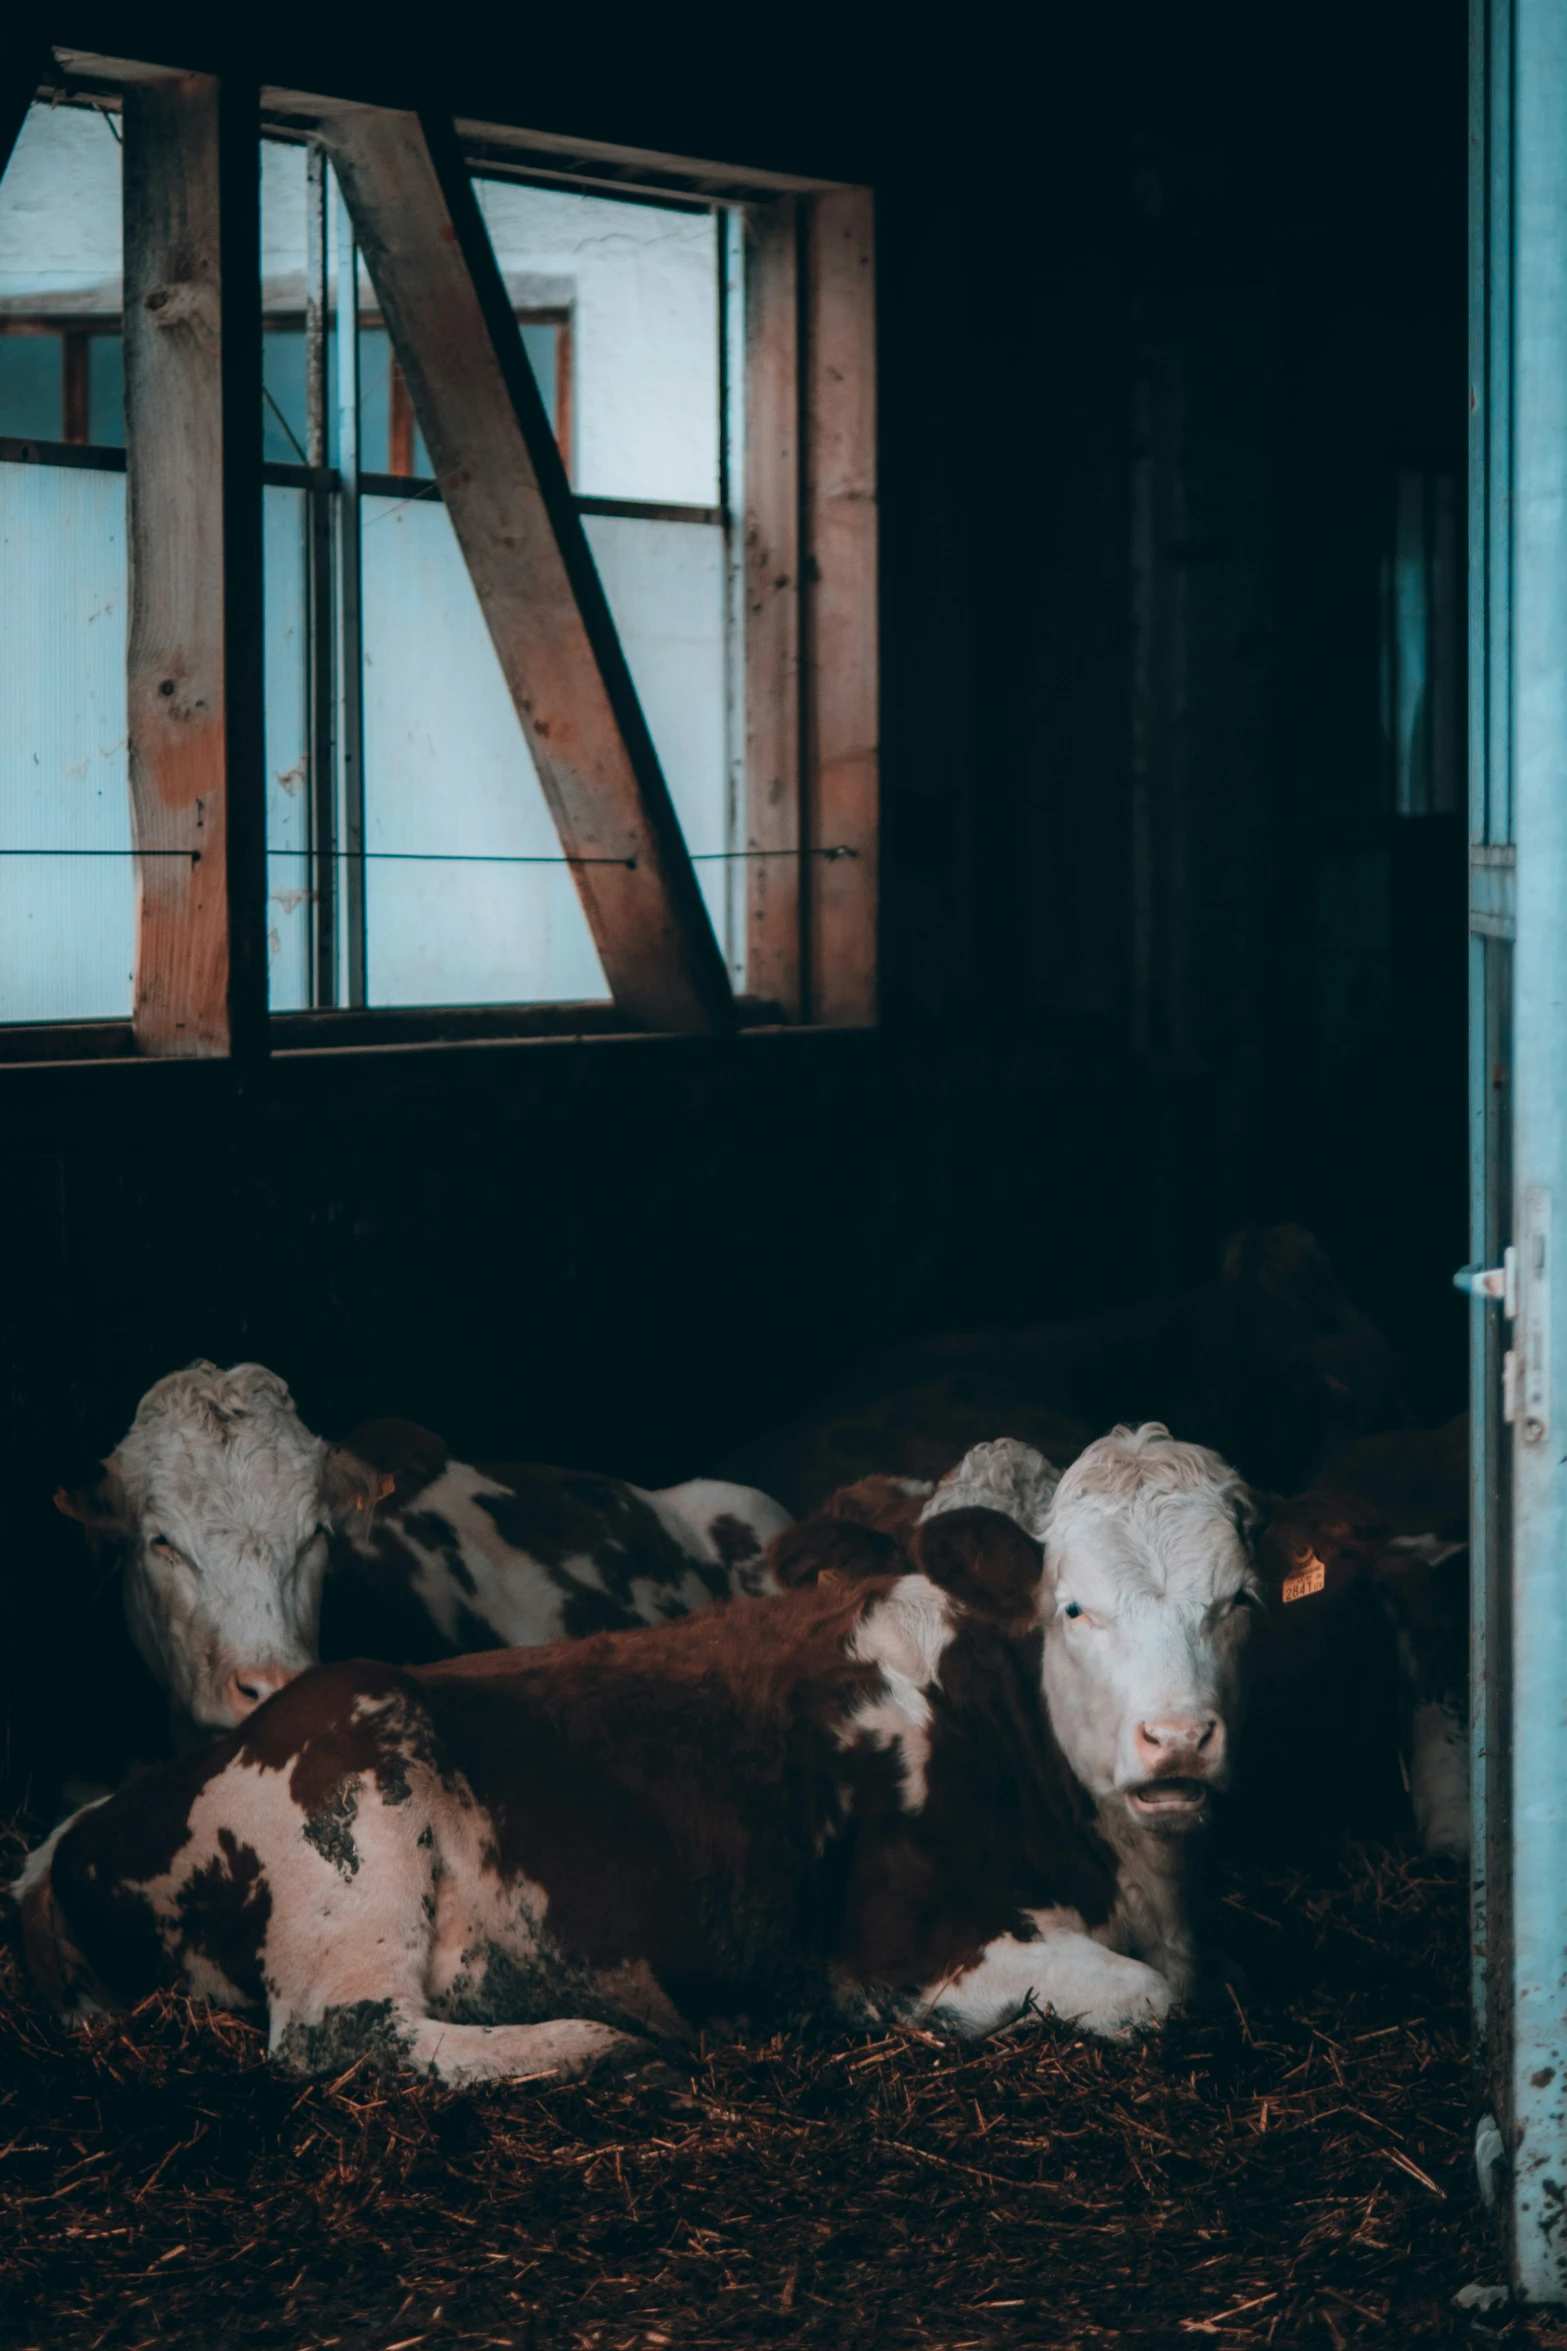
[920,1914,1174,2043]
[1409,1699,1470,1859]
[397,2015,642,2089]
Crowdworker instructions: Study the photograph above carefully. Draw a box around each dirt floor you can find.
[0,1822,1559,2351]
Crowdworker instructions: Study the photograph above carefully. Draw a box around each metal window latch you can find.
[1454,1246,1518,1315]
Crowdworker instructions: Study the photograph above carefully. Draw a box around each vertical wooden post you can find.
[122,74,266,1058]
[803,188,878,1027]
[305,141,337,1008]
[334,181,367,1007]
[743,197,804,1019]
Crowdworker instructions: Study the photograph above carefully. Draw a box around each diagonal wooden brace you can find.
[318,106,736,1036]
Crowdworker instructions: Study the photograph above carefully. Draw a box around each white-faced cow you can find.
[18,1425,1264,2082]
[56,1363,791,1736]
[781,1433,1470,1861]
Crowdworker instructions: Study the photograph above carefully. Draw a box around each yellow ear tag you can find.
[1281,1555,1327,1604]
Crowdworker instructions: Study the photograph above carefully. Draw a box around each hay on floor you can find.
[0,1828,1554,2349]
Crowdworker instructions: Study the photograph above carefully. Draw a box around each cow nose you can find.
[1134,1717,1223,1772]
[222,1665,293,1720]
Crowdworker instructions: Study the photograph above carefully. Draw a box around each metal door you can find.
[1467,0,1567,2301]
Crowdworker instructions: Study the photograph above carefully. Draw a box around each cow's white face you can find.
[1038,1425,1262,1833]
[58,1363,386,1733]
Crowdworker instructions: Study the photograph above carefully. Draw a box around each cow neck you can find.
[1089,1797,1201,1999]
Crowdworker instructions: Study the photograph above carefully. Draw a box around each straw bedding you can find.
[0,1823,1556,2350]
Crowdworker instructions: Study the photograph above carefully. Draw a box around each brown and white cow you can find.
[779,1431,1471,1861]
[55,1363,791,1736]
[17,1426,1265,2081]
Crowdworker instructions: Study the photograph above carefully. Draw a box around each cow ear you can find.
[54,1459,129,1539]
[913,1506,1044,1622]
[322,1444,397,1524]
[768,1516,906,1590]
[334,1418,447,1508]
[1256,1490,1382,1609]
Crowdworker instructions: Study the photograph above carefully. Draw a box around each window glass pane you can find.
[582,513,729,948]
[474,179,717,506]
[0,101,123,448]
[88,331,123,447]
[264,484,311,1010]
[261,140,311,465]
[518,320,558,435]
[0,333,61,437]
[263,327,308,463]
[360,490,607,1006]
[359,324,393,475]
[0,461,132,1021]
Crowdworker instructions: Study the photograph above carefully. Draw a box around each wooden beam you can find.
[122,74,267,1058]
[317,107,734,1036]
[742,198,804,1021]
[803,188,878,1027]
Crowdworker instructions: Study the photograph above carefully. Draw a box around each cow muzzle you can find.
[221,1664,296,1722]
[1125,1716,1225,1824]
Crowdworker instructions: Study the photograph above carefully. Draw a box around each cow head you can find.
[56,1362,391,1733]
[1035,1424,1263,1834]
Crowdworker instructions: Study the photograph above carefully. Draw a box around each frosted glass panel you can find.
[474,180,718,506]
[0,103,123,314]
[264,485,311,1010]
[582,513,728,947]
[360,491,607,1006]
[0,461,132,1022]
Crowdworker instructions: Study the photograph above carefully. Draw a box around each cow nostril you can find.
[1137,1718,1221,1756]
[223,1667,290,1721]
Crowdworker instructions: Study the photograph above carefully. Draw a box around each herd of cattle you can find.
[10,1229,1471,2089]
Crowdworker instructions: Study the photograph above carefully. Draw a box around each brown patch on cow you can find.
[766,1476,929,1589]
[913,1509,1044,1626]
[337,1419,450,1507]
[235,1660,431,1818]
[17,1865,109,2013]
[173,1827,273,2005]
[411,1581,888,2021]
[838,1612,1119,1989]
[769,1517,906,1590]
[45,1732,240,2004]
[707,1513,762,1570]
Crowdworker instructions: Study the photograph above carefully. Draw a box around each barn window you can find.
[0,58,877,1058]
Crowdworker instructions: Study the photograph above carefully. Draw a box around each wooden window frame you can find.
[0,48,878,1064]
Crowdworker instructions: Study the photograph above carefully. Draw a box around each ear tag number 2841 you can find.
[1281,1556,1326,1604]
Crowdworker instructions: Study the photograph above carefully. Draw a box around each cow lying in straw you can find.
[55,1362,790,1735]
[17,1426,1263,2083]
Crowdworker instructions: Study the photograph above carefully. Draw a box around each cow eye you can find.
[151,1532,175,1551]
[1231,1588,1261,1612]
[1063,1601,1084,1620]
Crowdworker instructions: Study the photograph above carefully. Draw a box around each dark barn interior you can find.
[0,0,1470,1807]
[0,5,1509,2345]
